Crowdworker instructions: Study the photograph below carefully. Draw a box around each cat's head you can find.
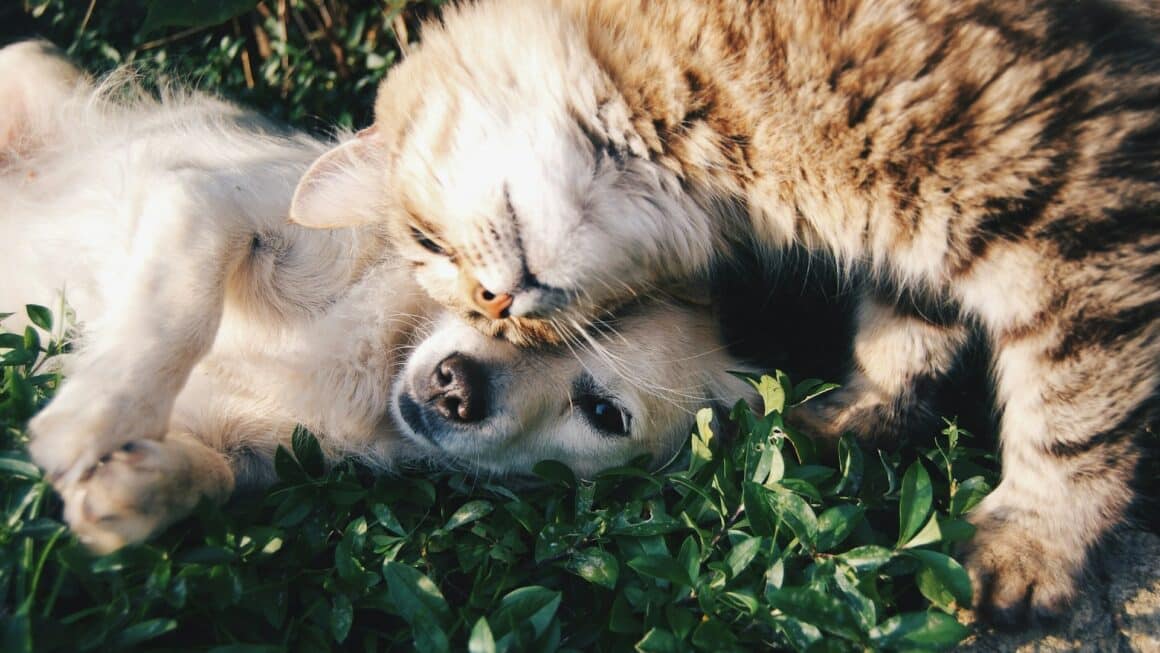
[290,0,718,346]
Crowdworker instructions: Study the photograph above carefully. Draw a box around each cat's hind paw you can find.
[786,385,919,449]
[961,507,1083,628]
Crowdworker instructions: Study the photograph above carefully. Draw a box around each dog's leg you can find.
[29,171,253,488]
[61,431,234,553]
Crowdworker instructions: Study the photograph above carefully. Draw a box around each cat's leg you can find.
[60,431,235,553]
[964,313,1156,626]
[28,171,253,488]
[788,289,969,446]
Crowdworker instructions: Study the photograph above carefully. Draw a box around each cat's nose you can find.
[424,353,487,423]
[470,281,513,320]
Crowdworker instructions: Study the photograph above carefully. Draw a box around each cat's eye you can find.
[577,392,631,437]
[410,226,447,256]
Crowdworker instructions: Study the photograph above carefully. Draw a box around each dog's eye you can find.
[411,226,446,255]
[578,393,631,437]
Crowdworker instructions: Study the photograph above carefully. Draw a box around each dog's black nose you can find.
[424,353,487,423]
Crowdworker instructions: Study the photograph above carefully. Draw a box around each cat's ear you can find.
[289,127,385,228]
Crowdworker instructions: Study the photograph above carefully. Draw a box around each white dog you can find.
[0,41,752,553]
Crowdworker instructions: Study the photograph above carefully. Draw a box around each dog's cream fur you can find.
[1,41,751,553]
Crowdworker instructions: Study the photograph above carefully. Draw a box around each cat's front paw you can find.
[962,504,1083,628]
[58,436,233,554]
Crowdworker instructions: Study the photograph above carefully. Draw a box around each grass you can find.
[0,305,1000,651]
[3,2,1002,650]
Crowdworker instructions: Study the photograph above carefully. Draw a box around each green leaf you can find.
[868,611,970,648]
[724,535,762,579]
[746,374,786,415]
[897,462,933,547]
[628,555,692,586]
[815,504,864,552]
[907,549,973,612]
[742,481,778,537]
[141,0,261,33]
[691,408,716,472]
[382,561,451,626]
[950,476,992,517]
[567,548,619,589]
[691,618,739,650]
[22,327,39,355]
[469,618,496,653]
[371,503,406,536]
[832,564,878,632]
[766,586,863,641]
[900,515,942,549]
[720,589,760,616]
[0,333,24,350]
[291,426,325,478]
[837,545,895,573]
[938,518,976,544]
[771,615,825,652]
[636,627,681,653]
[330,594,353,643]
[677,535,700,585]
[532,460,575,487]
[780,422,817,464]
[412,615,451,653]
[490,586,561,648]
[0,457,41,480]
[273,445,305,483]
[443,500,493,531]
[109,618,178,648]
[831,435,863,496]
[24,305,52,332]
[609,594,641,634]
[790,378,840,405]
[771,490,819,548]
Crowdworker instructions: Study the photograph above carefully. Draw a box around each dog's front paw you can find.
[28,386,169,487]
[59,436,233,554]
[961,503,1083,628]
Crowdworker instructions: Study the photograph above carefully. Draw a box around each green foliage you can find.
[12,0,444,131]
[0,307,1000,652]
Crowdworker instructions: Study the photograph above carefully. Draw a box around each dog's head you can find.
[391,298,753,477]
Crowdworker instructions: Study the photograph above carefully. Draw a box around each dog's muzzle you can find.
[398,353,490,444]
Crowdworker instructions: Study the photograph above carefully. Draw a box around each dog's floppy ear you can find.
[663,278,713,307]
[0,40,86,158]
[289,127,385,228]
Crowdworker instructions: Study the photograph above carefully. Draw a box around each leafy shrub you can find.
[9,0,444,132]
[0,307,997,651]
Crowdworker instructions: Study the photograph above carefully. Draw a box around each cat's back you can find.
[576,0,1160,275]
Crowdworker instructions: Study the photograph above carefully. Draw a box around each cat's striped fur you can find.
[289,0,1160,626]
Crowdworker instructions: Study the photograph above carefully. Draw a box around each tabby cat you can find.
[289,0,1160,626]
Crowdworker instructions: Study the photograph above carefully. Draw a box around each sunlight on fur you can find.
[0,41,754,554]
